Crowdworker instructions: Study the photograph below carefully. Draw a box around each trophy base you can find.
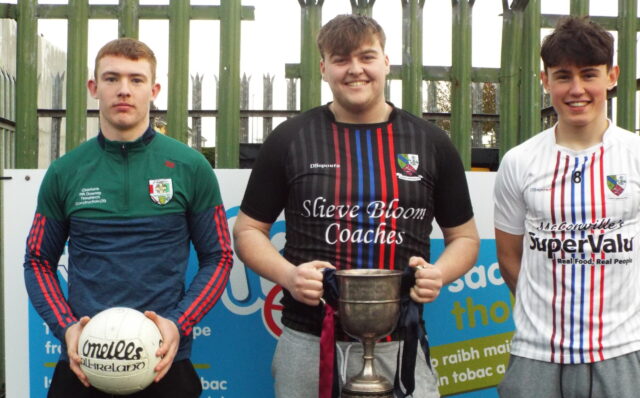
[341,378,394,398]
[341,389,393,398]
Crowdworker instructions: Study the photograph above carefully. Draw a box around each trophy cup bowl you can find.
[336,269,403,398]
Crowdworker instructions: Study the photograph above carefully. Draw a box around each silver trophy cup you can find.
[336,269,403,398]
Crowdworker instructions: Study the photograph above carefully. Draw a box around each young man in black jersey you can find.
[234,14,479,398]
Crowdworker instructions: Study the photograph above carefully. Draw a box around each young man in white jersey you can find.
[494,16,640,398]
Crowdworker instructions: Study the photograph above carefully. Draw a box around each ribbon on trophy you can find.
[319,269,340,398]
[319,267,431,398]
[394,266,432,398]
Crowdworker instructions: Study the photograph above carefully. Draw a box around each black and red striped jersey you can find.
[241,104,473,333]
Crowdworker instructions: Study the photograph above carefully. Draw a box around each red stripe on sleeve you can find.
[27,214,76,329]
[178,206,232,335]
[31,260,68,328]
[42,259,74,318]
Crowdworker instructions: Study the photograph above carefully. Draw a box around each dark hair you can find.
[94,38,157,82]
[317,14,386,59]
[541,16,614,70]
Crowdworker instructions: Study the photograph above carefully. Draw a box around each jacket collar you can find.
[97,125,157,152]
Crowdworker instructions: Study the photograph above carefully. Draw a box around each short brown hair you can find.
[94,38,157,82]
[317,14,386,59]
[541,16,614,70]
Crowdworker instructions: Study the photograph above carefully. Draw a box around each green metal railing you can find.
[1,1,640,395]
[3,0,639,170]
[0,0,255,169]
[499,0,640,160]
[291,0,640,168]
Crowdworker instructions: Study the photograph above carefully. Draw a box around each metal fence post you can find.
[401,0,425,118]
[570,0,589,16]
[240,73,250,143]
[351,0,374,16]
[263,73,274,139]
[498,1,526,159]
[450,0,474,169]
[119,0,139,39]
[217,0,242,168]
[51,72,64,161]
[167,0,190,143]
[287,77,298,115]
[616,0,637,132]
[66,0,89,152]
[191,73,203,150]
[519,0,541,142]
[15,0,38,168]
[298,0,322,112]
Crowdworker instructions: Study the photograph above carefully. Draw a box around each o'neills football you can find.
[78,307,163,395]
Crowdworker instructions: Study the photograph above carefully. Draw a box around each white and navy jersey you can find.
[241,104,474,335]
[494,123,640,364]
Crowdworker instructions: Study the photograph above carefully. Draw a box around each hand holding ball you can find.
[78,307,163,395]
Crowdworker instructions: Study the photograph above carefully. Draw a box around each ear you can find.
[384,54,390,75]
[540,70,550,93]
[87,78,98,99]
[151,82,161,100]
[607,65,620,90]
[320,58,327,82]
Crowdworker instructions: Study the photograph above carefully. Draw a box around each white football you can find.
[78,307,163,395]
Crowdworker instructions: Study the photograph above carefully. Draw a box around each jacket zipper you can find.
[121,144,129,212]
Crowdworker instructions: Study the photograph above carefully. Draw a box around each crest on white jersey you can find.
[606,174,626,196]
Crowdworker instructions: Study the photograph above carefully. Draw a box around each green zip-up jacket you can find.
[24,126,233,361]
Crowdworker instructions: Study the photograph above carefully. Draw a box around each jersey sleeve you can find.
[240,127,291,223]
[493,149,526,235]
[167,158,233,336]
[23,166,77,342]
[433,134,474,228]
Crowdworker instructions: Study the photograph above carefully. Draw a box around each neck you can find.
[330,101,391,124]
[100,120,148,142]
[555,118,609,150]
